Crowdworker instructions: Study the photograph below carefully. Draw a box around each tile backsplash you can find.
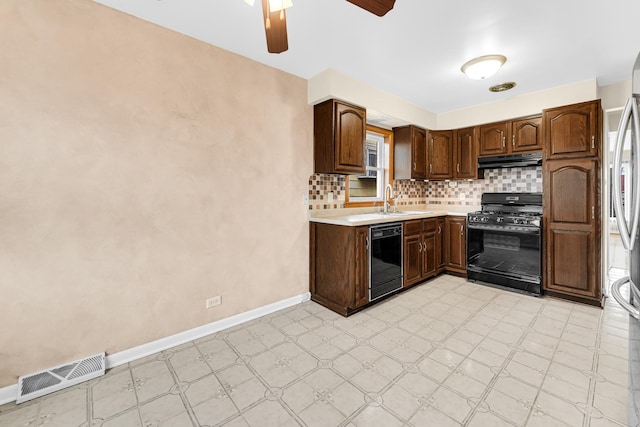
[308,166,542,210]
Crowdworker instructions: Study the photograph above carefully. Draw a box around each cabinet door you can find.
[428,131,454,179]
[455,127,477,179]
[436,218,445,271]
[445,217,466,270]
[478,122,509,156]
[544,159,600,299]
[423,234,437,278]
[353,226,370,308]
[543,100,600,160]
[511,115,542,153]
[412,127,428,179]
[403,234,423,287]
[335,102,366,173]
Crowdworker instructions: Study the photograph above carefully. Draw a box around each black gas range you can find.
[467,192,543,296]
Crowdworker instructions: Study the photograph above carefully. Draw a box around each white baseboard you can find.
[0,292,311,406]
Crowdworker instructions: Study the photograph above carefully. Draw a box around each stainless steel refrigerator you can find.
[611,51,640,426]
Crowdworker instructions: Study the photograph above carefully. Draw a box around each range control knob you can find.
[496,217,504,223]
[480,217,489,223]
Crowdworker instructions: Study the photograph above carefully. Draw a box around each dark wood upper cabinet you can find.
[314,99,366,174]
[543,100,600,160]
[428,130,454,179]
[394,125,427,180]
[511,115,542,153]
[455,127,477,179]
[543,159,600,302]
[478,121,509,156]
[478,115,542,157]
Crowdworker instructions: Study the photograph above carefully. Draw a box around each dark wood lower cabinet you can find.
[445,216,467,275]
[403,219,438,288]
[309,222,369,316]
[311,215,466,316]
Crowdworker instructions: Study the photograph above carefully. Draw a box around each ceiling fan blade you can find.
[261,0,288,53]
[346,0,396,16]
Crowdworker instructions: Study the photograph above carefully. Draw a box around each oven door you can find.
[467,223,542,294]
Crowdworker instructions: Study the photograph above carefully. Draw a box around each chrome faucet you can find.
[383,183,395,214]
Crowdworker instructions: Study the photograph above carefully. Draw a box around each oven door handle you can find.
[466,224,541,235]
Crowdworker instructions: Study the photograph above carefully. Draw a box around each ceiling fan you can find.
[244,0,396,54]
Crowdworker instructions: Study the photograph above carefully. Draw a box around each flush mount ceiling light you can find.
[489,82,517,92]
[461,54,507,80]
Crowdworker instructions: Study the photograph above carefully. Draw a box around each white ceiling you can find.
[94,0,639,114]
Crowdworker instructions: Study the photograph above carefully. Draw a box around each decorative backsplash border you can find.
[308,166,542,210]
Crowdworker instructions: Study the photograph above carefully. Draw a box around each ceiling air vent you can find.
[16,352,105,404]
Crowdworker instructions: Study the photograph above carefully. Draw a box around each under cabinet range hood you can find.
[477,152,542,169]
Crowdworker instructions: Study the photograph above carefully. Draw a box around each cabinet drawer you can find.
[423,219,438,233]
[404,220,422,236]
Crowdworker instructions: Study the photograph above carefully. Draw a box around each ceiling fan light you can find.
[244,0,255,5]
[461,55,507,80]
[269,0,293,12]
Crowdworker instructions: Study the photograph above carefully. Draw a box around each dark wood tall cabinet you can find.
[314,99,366,174]
[394,125,428,180]
[544,101,599,160]
[542,100,602,305]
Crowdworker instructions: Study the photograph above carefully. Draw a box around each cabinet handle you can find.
[430,164,433,173]
[413,162,417,171]
[512,134,515,147]
[591,135,595,149]
[438,226,442,233]
[418,241,422,252]
[365,237,369,250]
[502,136,506,147]
[592,206,595,220]
[457,163,460,173]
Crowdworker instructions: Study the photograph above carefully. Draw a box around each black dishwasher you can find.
[369,223,403,301]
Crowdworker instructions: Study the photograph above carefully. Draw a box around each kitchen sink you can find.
[343,211,434,222]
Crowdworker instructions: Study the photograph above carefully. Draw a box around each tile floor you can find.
[0,275,633,427]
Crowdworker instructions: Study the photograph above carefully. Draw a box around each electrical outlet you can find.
[303,194,309,205]
[206,296,221,309]
[328,191,334,202]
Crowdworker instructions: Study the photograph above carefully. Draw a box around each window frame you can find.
[345,125,394,207]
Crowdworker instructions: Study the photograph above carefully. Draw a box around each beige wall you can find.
[0,0,312,387]
[437,79,598,129]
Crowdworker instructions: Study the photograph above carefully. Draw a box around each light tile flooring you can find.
[0,275,633,427]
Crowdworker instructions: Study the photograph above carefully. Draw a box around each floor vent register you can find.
[16,352,105,403]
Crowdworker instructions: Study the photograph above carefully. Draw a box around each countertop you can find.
[308,204,477,227]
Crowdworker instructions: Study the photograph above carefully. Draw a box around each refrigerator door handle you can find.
[611,276,640,320]
[613,98,635,250]
[629,99,640,246]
